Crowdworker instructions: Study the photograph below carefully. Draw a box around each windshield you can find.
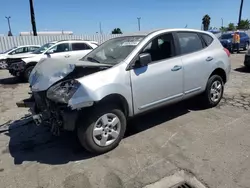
[1,47,17,54]
[32,42,55,54]
[81,36,145,65]
[220,34,233,40]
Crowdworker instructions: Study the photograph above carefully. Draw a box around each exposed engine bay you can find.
[17,60,113,135]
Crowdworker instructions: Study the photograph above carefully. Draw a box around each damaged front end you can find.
[17,89,79,135]
[17,58,112,135]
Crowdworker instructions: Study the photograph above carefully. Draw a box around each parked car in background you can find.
[17,29,231,154]
[0,45,40,69]
[244,48,250,69]
[219,32,249,52]
[7,40,98,81]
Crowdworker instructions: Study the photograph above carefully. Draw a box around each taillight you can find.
[223,48,230,57]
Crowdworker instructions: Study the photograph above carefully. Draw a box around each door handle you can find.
[65,55,70,58]
[171,65,182,71]
[206,57,213,61]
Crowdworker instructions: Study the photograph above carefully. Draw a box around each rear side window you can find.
[201,34,213,46]
[176,32,203,55]
[72,43,92,51]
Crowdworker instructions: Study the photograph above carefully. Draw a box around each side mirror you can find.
[135,53,151,68]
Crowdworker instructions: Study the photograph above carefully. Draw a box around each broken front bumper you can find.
[16,92,78,132]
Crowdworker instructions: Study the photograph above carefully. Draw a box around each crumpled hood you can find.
[29,58,112,91]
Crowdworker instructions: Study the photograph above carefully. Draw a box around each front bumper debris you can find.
[16,92,78,134]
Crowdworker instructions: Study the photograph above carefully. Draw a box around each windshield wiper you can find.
[87,57,100,63]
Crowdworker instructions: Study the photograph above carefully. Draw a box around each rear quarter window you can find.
[201,34,214,46]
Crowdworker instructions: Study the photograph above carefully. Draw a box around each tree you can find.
[228,23,236,31]
[29,0,37,36]
[237,19,250,30]
[238,0,244,26]
[111,28,122,34]
[202,14,211,31]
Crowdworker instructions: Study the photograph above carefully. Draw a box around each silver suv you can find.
[17,29,231,154]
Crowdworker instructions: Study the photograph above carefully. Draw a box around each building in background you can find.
[19,31,73,36]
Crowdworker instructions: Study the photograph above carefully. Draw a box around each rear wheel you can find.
[201,75,224,108]
[77,104,127,154]
[24,66,34,82]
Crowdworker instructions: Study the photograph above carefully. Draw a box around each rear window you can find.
[176,32,203,55]
[201,34,213,46]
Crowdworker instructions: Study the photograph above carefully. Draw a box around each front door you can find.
[130,32,184,114]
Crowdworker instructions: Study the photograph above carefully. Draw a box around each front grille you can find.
[170,182,195,188]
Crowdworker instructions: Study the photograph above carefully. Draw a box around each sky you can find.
[0,0,250,35]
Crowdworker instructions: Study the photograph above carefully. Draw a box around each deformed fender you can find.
[68,63,134,116]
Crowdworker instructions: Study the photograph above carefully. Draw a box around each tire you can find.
[201,75,224,108]
[77,104,127,154]
[243,42,249,51]
[24,66,34,82]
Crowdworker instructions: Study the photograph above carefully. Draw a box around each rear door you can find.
[176,32,212,97]
[70,42,93,61]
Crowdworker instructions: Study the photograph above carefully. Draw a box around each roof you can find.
[18,44,40,47]
[116,28,213,37]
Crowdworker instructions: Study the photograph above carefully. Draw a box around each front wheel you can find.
[24,66,34,82]
[77,104,127,154]
[201,75,224,108]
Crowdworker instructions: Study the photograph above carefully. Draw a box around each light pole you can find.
[5,16,12,36]
[221,18,224,28]
[137,17,141,31]
[99,22,102,34]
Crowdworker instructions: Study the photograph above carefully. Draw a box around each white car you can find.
[0,45,40,69]
[7,40,98,81]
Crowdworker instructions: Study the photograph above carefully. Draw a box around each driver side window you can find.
[142,33,176,62]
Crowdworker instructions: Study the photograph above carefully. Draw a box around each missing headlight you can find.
[47,79,80,103]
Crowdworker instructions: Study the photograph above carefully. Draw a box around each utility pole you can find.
[99,22,102,34]
[5,16,12,36]
[29,0,37,36]
[137,17,141,31]
[238,0,244,27]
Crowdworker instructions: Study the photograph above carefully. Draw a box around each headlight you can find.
[227,40,231,43]
[47,79,80,103]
